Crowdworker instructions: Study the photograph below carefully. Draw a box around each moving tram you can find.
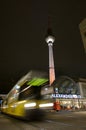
[1,71,54,120]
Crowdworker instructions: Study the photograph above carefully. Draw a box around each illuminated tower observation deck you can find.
[45,28,55,85]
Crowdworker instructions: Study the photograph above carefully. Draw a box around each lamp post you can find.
[45,28,55,85]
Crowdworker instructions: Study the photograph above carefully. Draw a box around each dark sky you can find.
[0,0,86,94]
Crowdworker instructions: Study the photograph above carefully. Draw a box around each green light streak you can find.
[27,78,48,86]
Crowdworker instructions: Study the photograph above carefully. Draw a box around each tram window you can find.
[20,82,28,91]
[18,86,39,100]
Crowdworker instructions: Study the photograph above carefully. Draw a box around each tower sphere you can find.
[45,35,55,44]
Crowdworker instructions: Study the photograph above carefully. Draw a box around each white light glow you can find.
[24,102,36,108]
[15,84,20,89]
[17,100,26,104]
[45,88,48,91]
[39,103,54,108]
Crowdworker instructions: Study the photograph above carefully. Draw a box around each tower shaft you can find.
[45,27,55,86]
[48,43,55,85]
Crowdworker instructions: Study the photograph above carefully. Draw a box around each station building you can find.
[51,76,86,110]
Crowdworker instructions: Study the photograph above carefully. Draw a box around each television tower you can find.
[45,27,55,85]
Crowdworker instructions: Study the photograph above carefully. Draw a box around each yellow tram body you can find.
[1,71,54,120]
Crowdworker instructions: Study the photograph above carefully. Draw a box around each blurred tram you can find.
[1,71,54,120]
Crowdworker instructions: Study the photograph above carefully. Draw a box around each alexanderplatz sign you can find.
[52,94,81,99]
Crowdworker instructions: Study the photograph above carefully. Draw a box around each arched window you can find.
[53,76,80,95]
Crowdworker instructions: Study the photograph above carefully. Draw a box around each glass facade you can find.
[52,76,80,98]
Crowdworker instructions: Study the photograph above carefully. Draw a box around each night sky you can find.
[0,0,86,94]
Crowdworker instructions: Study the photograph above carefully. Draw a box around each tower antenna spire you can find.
[48,15,51,28]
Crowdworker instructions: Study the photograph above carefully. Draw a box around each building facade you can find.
[79,18,86,53]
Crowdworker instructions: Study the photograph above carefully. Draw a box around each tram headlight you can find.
[39,103,54,108]
[24,102,36,108]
